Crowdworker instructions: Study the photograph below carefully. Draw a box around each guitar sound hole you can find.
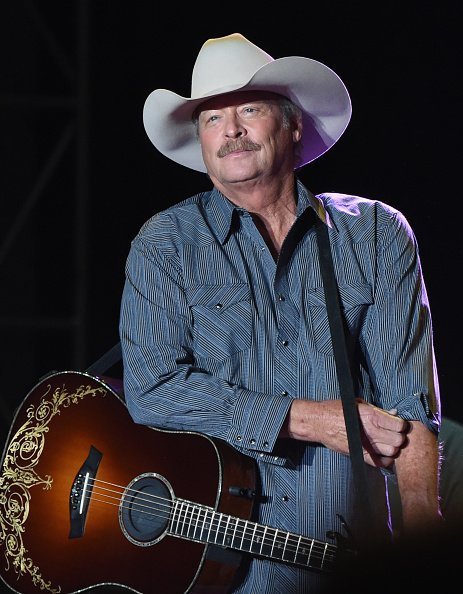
[119,472,174,546]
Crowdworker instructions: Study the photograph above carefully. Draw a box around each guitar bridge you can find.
[69,445,102,538]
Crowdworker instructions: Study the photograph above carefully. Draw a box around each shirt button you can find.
[263,441,269,449]
[282,495,289,502]
[281,390,288,396]
[282,340,288,346]
[278,294,285,301]
[250,438,256,445]
[215,303,223,309]
[236,435,242,442]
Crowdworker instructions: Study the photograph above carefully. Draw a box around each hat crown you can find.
[191,33,274,99]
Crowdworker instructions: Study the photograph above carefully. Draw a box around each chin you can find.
[221,165,262,183]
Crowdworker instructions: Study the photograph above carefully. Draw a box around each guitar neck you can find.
[169,497,338,572]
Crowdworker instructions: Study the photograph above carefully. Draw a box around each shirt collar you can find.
[295,179,333,229]
[204,178,332,245]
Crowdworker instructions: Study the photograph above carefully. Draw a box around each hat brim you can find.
[143,56,352,173]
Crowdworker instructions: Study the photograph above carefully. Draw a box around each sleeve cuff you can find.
[227,388,294,463]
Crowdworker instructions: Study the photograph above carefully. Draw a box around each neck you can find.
[215,171,297,213]
[216,175,298,258]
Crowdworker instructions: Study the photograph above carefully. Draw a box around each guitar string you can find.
[78,476,337,566]
[86,484,336,567]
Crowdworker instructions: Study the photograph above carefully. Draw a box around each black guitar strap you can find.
[314,216,376,538]
[86,341,122,376]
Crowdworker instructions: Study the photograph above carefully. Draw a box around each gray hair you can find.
[279,97,303,167]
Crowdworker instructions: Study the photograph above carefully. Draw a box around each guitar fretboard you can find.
[169,497,337,572]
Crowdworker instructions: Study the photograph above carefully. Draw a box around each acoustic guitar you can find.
[0,371,348,594]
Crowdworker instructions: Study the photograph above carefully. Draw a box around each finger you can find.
[377,410,408,433]
[364,433,405,456]
[364,452,396,468]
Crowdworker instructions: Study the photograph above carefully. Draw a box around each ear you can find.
[292,116,303,143]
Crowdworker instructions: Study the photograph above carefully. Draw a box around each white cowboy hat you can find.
[143,33,352,173]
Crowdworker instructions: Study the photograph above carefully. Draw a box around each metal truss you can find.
[0,0,90,433]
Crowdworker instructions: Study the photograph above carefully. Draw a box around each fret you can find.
[294,534,302,563]
[307,537,315,566]
[171,499,183,535]
[239,520,248,550]
[259,526,268,556]
[270,528,279,558]
[249,523,258,553]
[169,499,178,533]
[281,531,290,562]
[180,500,188,536]
[222,515,231,547]
[272,529,286,560]
[206,509,214,542]
[324,544,337,569]
[188,503,200,540]
[187,502,195,538]
[213,512,223,544]
[270,529,283,559]
[230,517,239,548]
[187,503,198,538]
[256,525,273,557]
[180,501,190,537]
[193,503,202,540]
[199,506,210,542]
[320,542,328,570]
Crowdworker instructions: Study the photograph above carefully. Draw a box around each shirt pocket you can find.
[307,283,373,355]
[187,284,252,360]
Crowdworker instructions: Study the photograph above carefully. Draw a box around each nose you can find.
[224,112,245,139]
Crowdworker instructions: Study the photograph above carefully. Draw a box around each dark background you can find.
[0,2,461,591]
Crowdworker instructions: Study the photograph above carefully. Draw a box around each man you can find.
[119,33,441,593]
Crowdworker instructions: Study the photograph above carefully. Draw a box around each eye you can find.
[204,113,220,125]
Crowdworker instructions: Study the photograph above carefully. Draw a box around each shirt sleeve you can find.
[361,205,441,434]
[119,222,292,462]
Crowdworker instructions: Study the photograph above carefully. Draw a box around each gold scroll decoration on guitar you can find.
[0,371,257,594]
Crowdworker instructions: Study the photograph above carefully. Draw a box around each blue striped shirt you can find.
[119,179,440,593]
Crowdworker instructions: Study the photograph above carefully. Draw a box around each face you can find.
[196,91,302,190]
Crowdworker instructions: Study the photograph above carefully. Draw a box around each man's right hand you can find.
[281,398,409,467]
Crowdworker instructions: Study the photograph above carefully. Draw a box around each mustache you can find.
[217,140,261,158]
